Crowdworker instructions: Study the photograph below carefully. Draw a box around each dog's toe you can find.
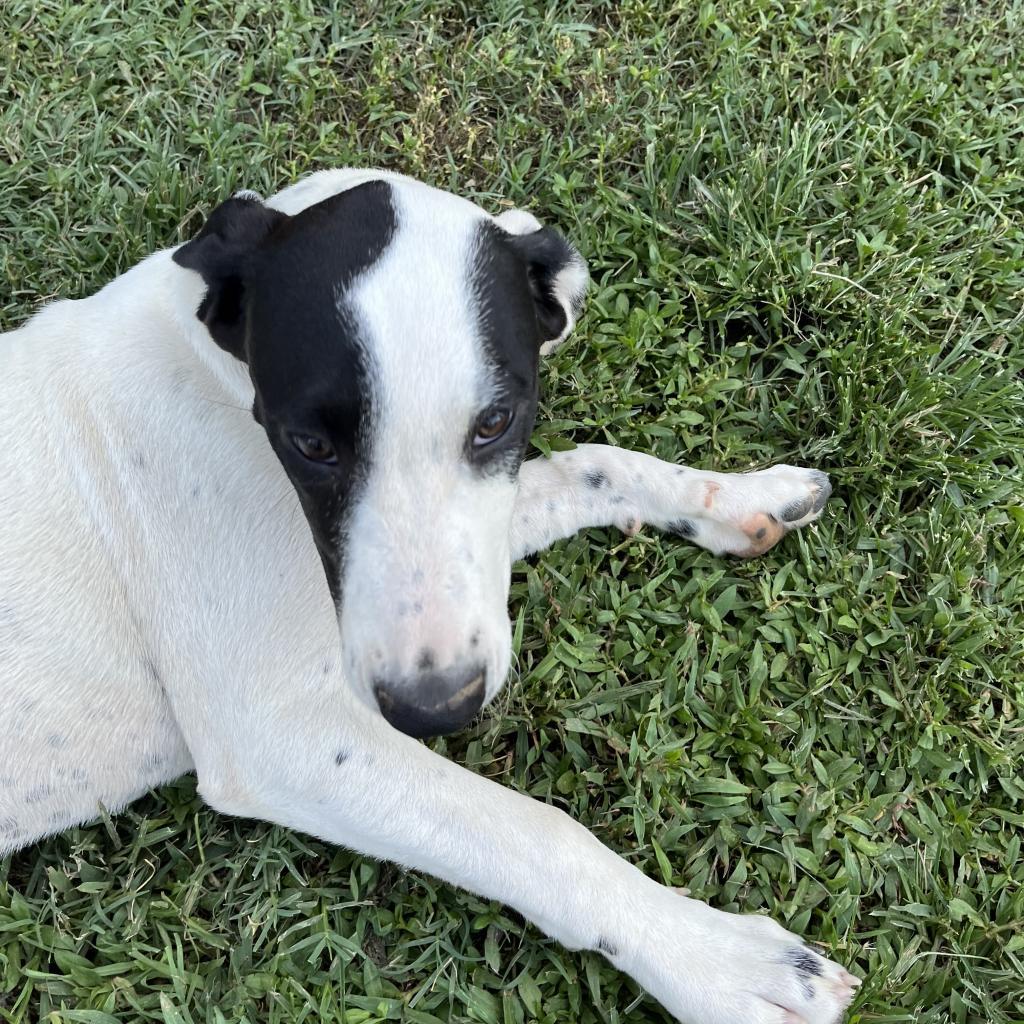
[778,471,831,523]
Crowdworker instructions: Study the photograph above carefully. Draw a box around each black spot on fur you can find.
[584,469,608,489]
[610,494,626,505]
[335,750,348,766]
[789,949,823,977]
[787,948,823,1001]
[470,631,480,649]
[418,649,436,671]
[597,937,618,958]
[668,518,697,539]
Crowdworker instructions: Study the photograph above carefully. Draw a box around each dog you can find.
[1,169,860,1023]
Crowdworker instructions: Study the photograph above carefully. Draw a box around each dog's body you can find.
[1,169,858,1023]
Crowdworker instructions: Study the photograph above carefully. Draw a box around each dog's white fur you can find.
[0,169,858,1023]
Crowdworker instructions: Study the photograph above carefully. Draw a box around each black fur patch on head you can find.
[466,220,545,477]
[173,196,288,360]
[668,518,697,539]
[249,182,397,595]
[174,181,398,599]
[505,225,583,343]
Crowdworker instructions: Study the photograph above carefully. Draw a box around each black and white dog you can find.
[0,170,859,1023]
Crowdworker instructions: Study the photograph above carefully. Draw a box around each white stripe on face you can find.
[335,181,538,727]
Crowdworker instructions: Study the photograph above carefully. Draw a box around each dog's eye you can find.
[473,406,514,446]
[291,433,337,464]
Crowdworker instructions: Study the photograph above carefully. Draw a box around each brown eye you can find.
[473,406,514,446]
[291,433,337,464]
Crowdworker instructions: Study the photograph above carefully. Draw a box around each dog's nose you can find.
[373,665,487,738]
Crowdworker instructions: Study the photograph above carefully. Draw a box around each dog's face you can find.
[174,178,587,738]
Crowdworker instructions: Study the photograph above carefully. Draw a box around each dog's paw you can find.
[731,465,832,557]
[668,465,832,558]
[613,892,861,1024]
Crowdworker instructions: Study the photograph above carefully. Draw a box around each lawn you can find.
[1,0,1023,1022]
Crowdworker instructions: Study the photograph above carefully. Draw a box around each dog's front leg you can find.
[197,700,858,1024]
[511,444,832,560]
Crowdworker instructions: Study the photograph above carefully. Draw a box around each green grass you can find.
[2,0,1023,1021]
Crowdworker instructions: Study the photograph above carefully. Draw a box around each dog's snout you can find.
[374,665,486,739]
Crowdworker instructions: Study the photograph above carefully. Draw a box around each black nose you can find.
[374,665,487,738]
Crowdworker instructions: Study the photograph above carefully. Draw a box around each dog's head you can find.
[173,174,587,738]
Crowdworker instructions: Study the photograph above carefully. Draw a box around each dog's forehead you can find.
[349,183,537,405]
[248,179,538,410]
[257,176,499,303]
[349,179,496,339]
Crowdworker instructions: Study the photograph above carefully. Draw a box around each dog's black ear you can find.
[173,194,287,360]
[498,210,589,354]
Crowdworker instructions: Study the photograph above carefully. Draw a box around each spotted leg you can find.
[511,444,832,561]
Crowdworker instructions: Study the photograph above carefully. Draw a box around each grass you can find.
[1,0,1023,1021]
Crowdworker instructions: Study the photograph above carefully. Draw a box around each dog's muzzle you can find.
[373,665,486,738]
